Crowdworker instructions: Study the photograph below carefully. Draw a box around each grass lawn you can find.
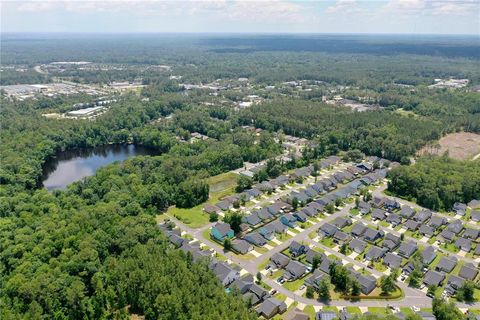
[429,251,445,269]
[349,208,360,216]
[258,258,269,271]
[368,307,390,316]
[379,221,390,228]
[373,261,387,272]
[309,231,317,239]
[442,242,460,253]
[346,307,362,314]
[283,278,304,291]
[303,305,316,319]
[322,306,338,312]
[427,237,437,244]
[400,307,416,316]
[164,172,238,228]
[320,237,336,248]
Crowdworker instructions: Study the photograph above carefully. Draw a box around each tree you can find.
[381,274,396,295]
[427,284,438,297]
[355,197,360,208]
[335,198,344,207]
[209,212,219,222]
[223,211,243,234]
[292,197,299,210]
[317,278,331,301]
[350,278,361,296]
[256,272,262,284]
[312,255,322,271]
[223,238,232,251]
[456,280,476,302]
[339,243,349,255]
[236,175,253,193]
[325,203,335,214]
[306,286,314,298]
[408,268,422,288]
[432,297,466,320]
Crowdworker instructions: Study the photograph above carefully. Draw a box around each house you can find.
[455,237,472,252]
[413,210,432,223]
[246,188,262,198]
[468,200,480,208]
[349,238,367,253]
[428,215,446,229]
[258,225,275,240]
[371,208,387,221]
[257,208,274,221]
[305,248,325,264]
[289,241,307,257]
[244,232,267,247]
[439,229,455,243]
[459,263,478,281]
[203,204,221,215]
[476,245,480,256]
[256,297,287,319]
[307,202,324,213]
[358,201,372,215]
[384,198,401,211]
[333,230,351,244]
[319,223,338,238]
[399,206,415,219]
[386,213,402,227]
[319,257,338,274]
[304,187,319,198]
[305,269,329,290]
[351,222,368,237]
[447,219,464,235]
[211,222,234,241]
[404,219,420,231]
[349,269,377,294]
[417,312,436,320]
[421,246,437,265]
[267,202,284,215]
[232,239,253,254]
[398,242,417,258]
[243,212,262,226]
[293,211,308,223]
[445,275,465,296]
[284,260,307,280]
[212,261,240,286]
[243,283,270,306]
[372,196,387,208]
[312,182,325,194]
[332,217,352,229]
[419,225,435,238]
[315,311,337,320]
[284,308,309,320]
[471,210,480,222]
[453,202,467,216]
[269,253,291,269]
[302,206,317,217]
[402,261,415,275]
[168,234,185,248]
[216,200,232,211]
[435,256,457,273]
[383,252,403,269]
[463,228,480,240]
[423,270,445,287]
[280,214,298,228]
[264,220,288,234]
[365,246,387,261]
[382,233,401,251]
[363,228,385,243]
[357,162,373,172]
[230,274,254,294]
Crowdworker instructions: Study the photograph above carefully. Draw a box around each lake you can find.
[42,144,159,190]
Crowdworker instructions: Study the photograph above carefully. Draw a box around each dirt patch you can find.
[418,132,480,160]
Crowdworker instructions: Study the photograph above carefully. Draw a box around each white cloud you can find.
[325,0,357,14]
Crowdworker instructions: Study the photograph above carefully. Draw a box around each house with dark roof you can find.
[386,213,402,227]
[264,220,288,234]
[351,222,367,237]
[419,225,435,238]
[258,225,275,240]
[404,219,420,231]
[350,269,377,294]
[453,202,467,216]
[212,261,240,286]
[421,246,437,266]
[413,210,432,223]
[307,202,324,213]
[204,204,221,214]
[384,198,401,212]
[232,239,253,254]
[333,230,351,244]
[399,206,415,219]
[445,275,465,296]
[211,222,234,241]
[257,208,274,221]
[382,233,401,251]
[216,200,232,211]
[428,215,447,229]
[383,253,403,269]
[459,263,478,281]
[244,283,270,306]
[312,182,325,194]
[365,246,387,261]
[302,207,317,217]
[372,196,387,208]
[423,270,445,287]
[398,241,418,258]
[289,241,307,257]
[476,245,480,256]
[269,253,291,269]
[244,232,267,247]
[243,212,262,226]
[363,228,384,243]
[358,201,372,215]
[448,219,464,235]
[402,261,415,275]
[439,229,455,243]
[280,214,298,228]
[284,260,307,280]
[455,237,472,252]
[305,269,329,291]
[319,257,338,274]
[305,248,325,264]
[463,228,480,240]
[435,256,457,273]
[267,202,285,215]
[168,234,185,248]
[304,187,319,198]
[284,308,309,320]
[332,217,352,229]
[371,208,387,221]
[468,200,480,209]
[471,210,480,222]
[349,238,367,254]
[229,274,254,294]
[315,311,337,320]
[256,297,287,319]
[319,223,338,238]
[293,211,308,223]
[246,188,262,198]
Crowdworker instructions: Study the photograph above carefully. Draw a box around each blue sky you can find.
[2,0,479,34]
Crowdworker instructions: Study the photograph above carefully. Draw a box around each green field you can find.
[164,172,238,228]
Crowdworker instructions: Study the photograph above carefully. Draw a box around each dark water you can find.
[42,144,158,190]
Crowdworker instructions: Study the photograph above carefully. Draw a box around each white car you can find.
[411,306,420,312]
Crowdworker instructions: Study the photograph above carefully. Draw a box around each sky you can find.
[2,0,480,35]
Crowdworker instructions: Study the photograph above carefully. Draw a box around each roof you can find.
[463,228,480,240]
[383,253,402,269]
[305,248,325,264]
[214,222,233,236]
[423,270,445,287]
[315,311,337,320]
[404,219,420,231]
[398,241,417,258]
[371,208,387,220]
[386,213,401,224]
[365,246,387,261]
[232,239,253,254]
[243,213,262,226]
[429,215,446,228]
[459,263,478,280]
[363,228,384,241]
[455,237,472,252]
[212,261,238,283]
[284,308,309,320]
[351,222,367,236]
[383,233,401,250]
[422,246,437,265]
[289,241,306,252]
[204,204,221,214]
[399,206,415,218]
[256,298,287,318]
[349,238,367,253]
[414,209,432,223]
[332,217,351,228]
[472,210,480,221]
[333,230,350,242]
[270,253,290,269]
[436,256,457,273]
[447,219,464,234]
[419,225,434,237]
[319,223,338,236]
[244,232,266,246]
[284,260,307,279]
[439,229,455,241]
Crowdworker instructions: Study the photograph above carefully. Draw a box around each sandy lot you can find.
[418,132,480,160]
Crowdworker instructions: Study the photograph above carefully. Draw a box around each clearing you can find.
[418,132,480,160]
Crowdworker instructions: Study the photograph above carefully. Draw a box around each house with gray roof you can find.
[216,200,232,211]
[423,270,445,287]
[256,297,287,319]
[351,222,367,237]
[289,241,307,257]
[269,253,291,269]
[399,206,415,219]
[203,204,221,214]
[382,233,401,251]
[284,260,307,280]
[315,311,337,320]
[435,256,457,273]
[386,213,402,227]
[459,263,478,281]
[383,253,403,269]
[332,217,352,229]
[243,212,262,226]
[349,238,367,253]
[419,225,435,238]
[422,246,437,265]
[257,208,274,221]
[448,219,464,235]
[371,208,387,221]
[212,261,240,286]
[319,257,338,274]
[259,225,275,240]
[398,241,418,258]
[372,196,387,208]
[404,219,421,231]
[350,269,377,294]
[307,202,324,213]
[302,206,317,217]
[363,228,384,243]
[453,202,467,216]
[244,232,267,247]
[244,283,270,306]
[365,246,387,261]
[413,210,432,223]
[358,201,372,215]
[304,269,329,290]
[229,274,254,294]
[417,311,436,320]
[476,245,480,256]
[232,239,253,254]
[319,223,338,238]
[468,200,480,209]
[293,210,308,223]
[305,248,325,264]
[428,215,447,229]
[455,237,472,252]
[280,214,298,228]
[333,230,351,244]
[168,234,185,248]
[263,220,288,235]
[471,210,480,222]
[439,229,455,243]
[463,228,480,240]
[445,274,465,296]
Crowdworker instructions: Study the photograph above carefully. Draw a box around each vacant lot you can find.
[418,132,480,160]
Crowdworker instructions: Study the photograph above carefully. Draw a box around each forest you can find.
[387,156,480,211]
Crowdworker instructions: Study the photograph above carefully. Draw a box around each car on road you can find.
[265,265,271,270]
[299,285,306,290]
[412,306,420,312]
[270,289,277,295]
